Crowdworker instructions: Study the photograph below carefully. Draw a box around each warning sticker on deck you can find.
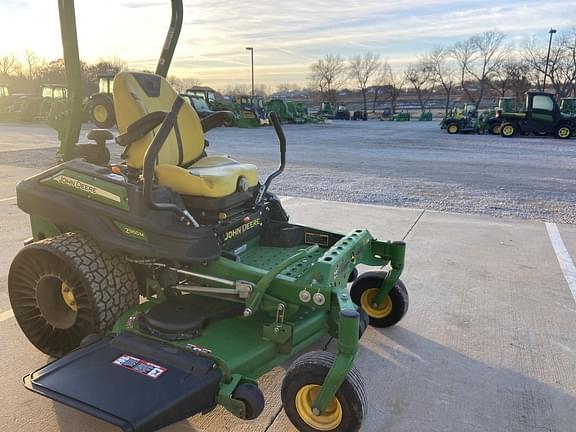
[113,354,167,379]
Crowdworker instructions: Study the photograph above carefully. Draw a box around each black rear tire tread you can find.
[8,232,139,357]
[281,351,367,432]
[90,95,116,129]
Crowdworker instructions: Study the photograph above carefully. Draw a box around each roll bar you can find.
[57,0,184,161]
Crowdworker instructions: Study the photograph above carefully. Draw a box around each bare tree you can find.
[348,52,381,114]
[369,58,390,112]
[404,59,435,112]
[490,59,531,100]
[381,63,405,114]
[0,54,20,77]
[168,76,202,92]
[428,47,456,114]
[452,31,508,106]
[309,54,346,105]
[23,50,44,81]
[222,84,251,97]
[523,28,576,97]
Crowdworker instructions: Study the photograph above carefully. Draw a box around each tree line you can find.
[0,51,200,97]
[309,29,576,114]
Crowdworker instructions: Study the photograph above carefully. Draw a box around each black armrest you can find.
[116,111,168,147]
[201,111,234,133]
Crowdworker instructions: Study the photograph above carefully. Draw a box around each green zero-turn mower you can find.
[7,1,409,431]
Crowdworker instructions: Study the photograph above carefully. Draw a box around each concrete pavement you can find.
[0,196,575,431]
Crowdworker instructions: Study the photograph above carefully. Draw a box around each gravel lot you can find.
[1,120,575,223]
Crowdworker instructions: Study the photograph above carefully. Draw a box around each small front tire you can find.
[281,351,367,432]
[350,272,409,328]
[232,383,265,420]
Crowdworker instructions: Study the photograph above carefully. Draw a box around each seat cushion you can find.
[155,155,259,198]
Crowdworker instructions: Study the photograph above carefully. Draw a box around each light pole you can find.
[543,28,557,92]
[245,47,254,98]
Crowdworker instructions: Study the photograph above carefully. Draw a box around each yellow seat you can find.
[155,156,259,198]
[113,72,259,198]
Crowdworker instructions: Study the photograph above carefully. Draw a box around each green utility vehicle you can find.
[88,73,116,128]
[237,95,269,126]
[7,2,410,432]
[443,103,483,134]
[499,91,575,139]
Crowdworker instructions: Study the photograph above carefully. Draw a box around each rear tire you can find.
[90,95,116,129]
[8,232,139,357]
[555,124,572,139]
[500,122,517,137]
[447,123,459,134]
[490,123,501,135]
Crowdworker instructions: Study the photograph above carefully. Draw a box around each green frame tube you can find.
[56,0,183,160]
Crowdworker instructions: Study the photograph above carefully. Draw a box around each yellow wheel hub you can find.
[93,104,109,123]
[448,125,458,133]
[558,127,570,138]
[61,282,78,311]
[360,288,392,319]
[295,384,342,431]
[502,125,514,136]
[492,125,501,134]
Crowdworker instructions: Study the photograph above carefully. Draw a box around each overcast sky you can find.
[2,0,575,88]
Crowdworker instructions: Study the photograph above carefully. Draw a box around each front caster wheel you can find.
[350,271,409,328]
[281,351,367,432]
[232,382,265,420]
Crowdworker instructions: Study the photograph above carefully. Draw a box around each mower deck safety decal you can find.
[113,354,167,379]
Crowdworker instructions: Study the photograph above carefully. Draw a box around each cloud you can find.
[121,1,164,8]
[2,0,575,87]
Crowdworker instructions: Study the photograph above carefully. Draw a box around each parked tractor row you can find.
[441,92,576,139]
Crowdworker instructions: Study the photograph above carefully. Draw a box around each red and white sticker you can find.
[112,354,167,379]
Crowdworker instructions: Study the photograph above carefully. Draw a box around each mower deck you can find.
[25,332,221,432]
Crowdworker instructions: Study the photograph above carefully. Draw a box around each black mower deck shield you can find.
[24,332,221,432]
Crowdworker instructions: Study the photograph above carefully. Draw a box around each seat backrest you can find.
[113,72,204,170]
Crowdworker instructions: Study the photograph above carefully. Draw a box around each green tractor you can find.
[499,91,575,139]
[317,101,335,119]
[266,99,296,123]
[481,97,517,135]
[15,84,68,122]
[180,92,214,119]
[265,99,309,124]
[88,73,116,128]
[186,86,217,105]
[7,1,410,432]
[236,95,269,127]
